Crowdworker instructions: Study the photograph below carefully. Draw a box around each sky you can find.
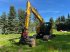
[0,0,70,22]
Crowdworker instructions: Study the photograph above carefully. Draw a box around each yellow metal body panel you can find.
[24,1,44,34]
[25,1,31,29]
[31,7,44,23]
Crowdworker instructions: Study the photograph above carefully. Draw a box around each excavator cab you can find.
[36,22,52,39]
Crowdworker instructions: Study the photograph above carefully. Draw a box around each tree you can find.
[55,17,61,24]
[68,13,70,19]
[66,14,70,23]
[61,16,65,22]
[49,17,54,34]
[65,13,70,30]
[7,6,16,34]
[49,17,54,24]
[33,8,39,25]
[1,12,7,34]
[32,8,40,32]
[18,9,25,33]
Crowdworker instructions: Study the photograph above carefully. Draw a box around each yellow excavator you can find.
[19,1,55,47]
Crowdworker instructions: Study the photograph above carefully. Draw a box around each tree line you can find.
[56,14,70,31]
[0,6,54,34]
[0,6,25,34]
[0,6,44,34]
[0,6,70,34]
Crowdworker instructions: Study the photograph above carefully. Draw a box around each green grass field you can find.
[0,31,70,52]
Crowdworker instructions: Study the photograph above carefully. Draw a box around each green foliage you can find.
[61,16,65,22]
[49,17,54,34]
[1,5,70,35]
[0,12,7,34]
[9,6,16,19]
[56,16,65,23]
[56,17,61,24]
[29,8,40,32]
[18,9,25,33]
[7,6,16,34]
[49,17,54,27]
[33,9,39,26]
[56,14,70,31]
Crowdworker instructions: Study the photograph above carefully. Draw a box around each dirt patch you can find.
[0,45,3,48]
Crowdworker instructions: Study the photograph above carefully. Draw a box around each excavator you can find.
[19,1,55,47]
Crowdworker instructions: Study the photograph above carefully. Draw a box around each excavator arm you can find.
[31,7,44,24]
[24,1,44,34]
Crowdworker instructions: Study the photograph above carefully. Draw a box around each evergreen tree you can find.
[61,16,65,22]
[65,13,70,30]
[49,17,54,34]
[66,14,70,24]
[68,13,70,19]
[56,17,61,24]
[49,17,54,24]
[18,9,25,33]
[7,6,16,34]
[1,12,7,34]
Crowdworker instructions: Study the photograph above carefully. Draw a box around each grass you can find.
[0,31,70,52]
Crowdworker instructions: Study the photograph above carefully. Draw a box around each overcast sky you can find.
[0,0,70,21]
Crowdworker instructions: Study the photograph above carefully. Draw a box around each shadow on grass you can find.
[0,34,70,52]
[8,37,28,46]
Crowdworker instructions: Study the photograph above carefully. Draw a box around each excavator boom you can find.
[25,1,31,29]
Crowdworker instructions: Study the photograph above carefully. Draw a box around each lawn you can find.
[0,31,70,52]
